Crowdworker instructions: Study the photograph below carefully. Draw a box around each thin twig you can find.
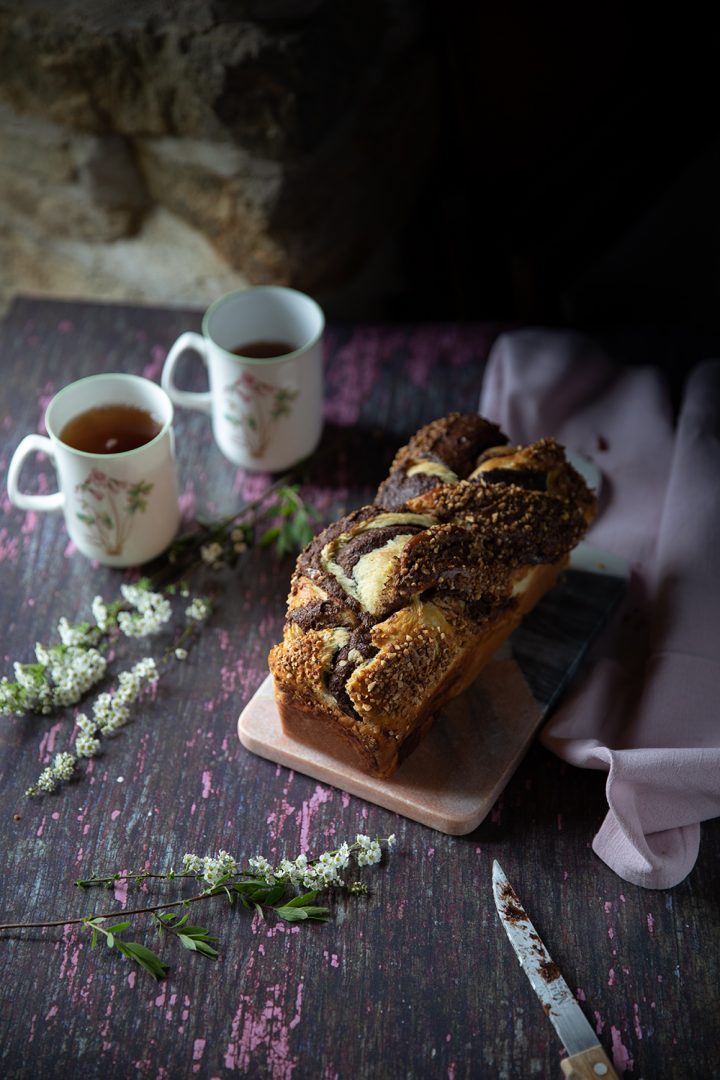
[75,871,179,887]
[0,892,212,931]
[150,471,295,587]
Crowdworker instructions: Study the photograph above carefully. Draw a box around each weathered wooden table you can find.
[1,297,718,1079]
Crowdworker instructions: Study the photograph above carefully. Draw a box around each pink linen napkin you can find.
[479,329,720,889]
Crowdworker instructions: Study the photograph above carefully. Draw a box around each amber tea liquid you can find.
[59,403,161,454]
[230,340,296,359]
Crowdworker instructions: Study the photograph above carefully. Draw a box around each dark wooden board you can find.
[1,298,719,1080]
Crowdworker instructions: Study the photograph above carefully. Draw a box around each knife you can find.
[492,860,620,1079]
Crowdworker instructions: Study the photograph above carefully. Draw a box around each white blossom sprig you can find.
[3,479,319,798]
[0,834,397,981]
[1,482,317,723]
[1,580,171,720]
[116,585,172,637]
[25,657,159,795]
[244,833,386,891]
[1,626,110,717]
[21,584,210,797]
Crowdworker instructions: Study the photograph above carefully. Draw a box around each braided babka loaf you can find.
[268,414,596,778]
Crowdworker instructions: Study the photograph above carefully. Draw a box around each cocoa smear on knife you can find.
[538,959,562,982]
[499,882,527,923]
[499,885,562,983]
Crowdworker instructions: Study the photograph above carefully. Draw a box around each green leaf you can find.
[177,933,198,952]
[259,525,281,548]
[178,925,213,938]
[297,905,331,920]
[258,884,286,906]
[17,662,46,678]
[115,940,168,981]
[106,933,115,948]
[176,934,219,960]
[232,878,273,894]
[284,891,319,908]
[104,921,132,934]
[274,903,331,923]
[272,906,308,922]
[192,940,220,960]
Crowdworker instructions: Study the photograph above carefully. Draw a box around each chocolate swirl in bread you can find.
[268,414,596,778]
[375,413,507,508]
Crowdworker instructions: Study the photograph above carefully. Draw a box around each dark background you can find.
[404,11,717,322]
[1,3,719,403]
[382,8,720,401]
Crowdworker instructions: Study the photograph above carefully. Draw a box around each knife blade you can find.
[492,860,619,1080]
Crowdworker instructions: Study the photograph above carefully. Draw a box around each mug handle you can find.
[161,332,213,414]
[7,434,65,512]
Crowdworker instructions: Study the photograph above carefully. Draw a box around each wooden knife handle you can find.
[560,1045,620,1079]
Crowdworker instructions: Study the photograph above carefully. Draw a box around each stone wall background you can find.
[1,3,719,344]
[0,0,435,316]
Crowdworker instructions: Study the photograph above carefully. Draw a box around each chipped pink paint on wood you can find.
[0,299,718,1080]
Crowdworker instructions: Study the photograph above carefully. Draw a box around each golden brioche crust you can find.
[268,415,596,778]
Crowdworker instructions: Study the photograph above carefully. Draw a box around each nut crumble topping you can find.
[268,414,596,776]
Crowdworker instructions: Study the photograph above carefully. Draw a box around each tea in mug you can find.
[230,340,296,359]
[59,403,161,454]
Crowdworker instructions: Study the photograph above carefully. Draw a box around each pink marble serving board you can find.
[237,544,628,834]
[238,656,543,835]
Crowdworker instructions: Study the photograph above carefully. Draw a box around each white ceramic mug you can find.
[7,373,180,568]
[161,286,325,472]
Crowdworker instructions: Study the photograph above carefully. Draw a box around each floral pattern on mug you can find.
[223,371,298,459]
[75,469,154,557]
